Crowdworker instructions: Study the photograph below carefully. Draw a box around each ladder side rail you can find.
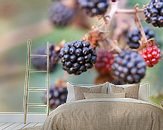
[46,42,50,116]
[23,42,28,124]
[24,40,32,124]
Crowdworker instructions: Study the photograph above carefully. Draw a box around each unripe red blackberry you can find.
[112,50,146,84]
[144,0,163,27]
[141,41,161,67]
[60,40,96,75]
[95,49,114,75]
[49,2,75,26]
[31,45,59,72]
[78,0,109,17]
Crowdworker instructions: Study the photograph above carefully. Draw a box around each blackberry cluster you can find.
[127,28,155,49]
[78,0,109,17]
[112,50,146,84]
[43,85,68,109]
[95,49,114,75]
[60,41,96,75]
[49,2,75,26]
[31,45,59,72]
[144,0,163,27]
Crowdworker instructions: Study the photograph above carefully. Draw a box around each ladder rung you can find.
[28,88,47,92]
[30,54,47,57]
[29,70,47,73]
[27,103,47,107]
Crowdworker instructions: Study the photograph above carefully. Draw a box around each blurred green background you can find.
[0,0,162,113]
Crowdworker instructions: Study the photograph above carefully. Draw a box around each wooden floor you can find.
[0,122,43,130]
[0,113,46,130]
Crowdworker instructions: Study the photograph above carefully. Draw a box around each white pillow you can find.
[108,82,150,101]
[108,83,140,99]
[66,82,76,103]
[66,82,108,103]
[138,83,150,101]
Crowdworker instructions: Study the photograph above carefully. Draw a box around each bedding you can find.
[84,92,126,99]
[139,83,150,101]
[66,82,108,102]
[108,83,140,99]
[43,98,163,130]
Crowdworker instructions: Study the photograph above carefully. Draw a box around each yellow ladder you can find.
[23,40,50,124]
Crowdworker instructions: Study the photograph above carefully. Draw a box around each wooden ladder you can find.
[23,40,50,124]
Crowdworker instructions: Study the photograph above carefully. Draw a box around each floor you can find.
[0,122,43,130]
[0,113,46,130]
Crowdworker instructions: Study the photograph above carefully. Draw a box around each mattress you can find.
[42,98,163,130]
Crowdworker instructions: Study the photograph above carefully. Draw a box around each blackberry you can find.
[144,0,163,27]
[43,85,68,109]
[95,49,114,75]
[31,45,59,72]
[49,2,75,26]
[78,0,109,17]
[127,28,155,49]
[144,27,155,39]
[60,40,96,75]
[112,50,146,84]
[141,42,161,67]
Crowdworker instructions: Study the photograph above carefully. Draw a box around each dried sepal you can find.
[83,30,105,47]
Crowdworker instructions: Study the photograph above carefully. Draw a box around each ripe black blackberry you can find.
[144,0,163,27]
[31,45,59,72]
[78,0,109,17]
[144,27,155,39]
[43,85,68,109]
[112,50,146,84]
[60,40,97,75]
[49,2,75,26]
[127,28,155,49]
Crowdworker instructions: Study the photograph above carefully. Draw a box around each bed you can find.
[25,82,163,130]
[42,98,163,130]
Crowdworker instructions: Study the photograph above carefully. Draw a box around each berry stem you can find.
[134,6,147,43]
[112,40,122,53]
[106,39,121,53]
[98,42,106,49]
[94,1,119,33]
[104,1,118,22]
[116,8,144,14]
